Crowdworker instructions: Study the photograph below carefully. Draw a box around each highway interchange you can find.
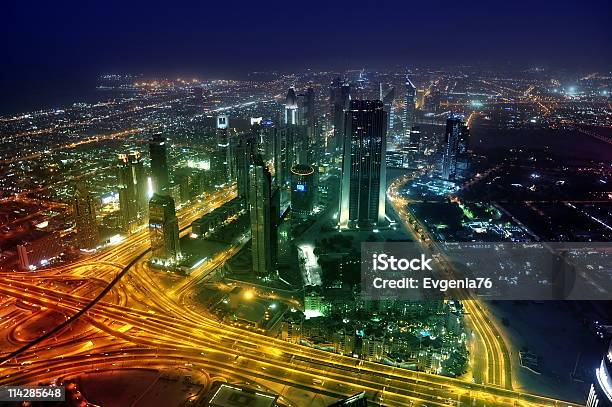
[0,183,582,406]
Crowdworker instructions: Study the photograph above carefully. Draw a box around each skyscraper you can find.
[380,83,395,135]
[404,75,416,140]
[284,88,298,125]
[441,116,467,181]
[297,87,314,127]
[586,340,612,407]
[73,182,99,250]
[213,114,233,186]
[117,151,148,232]
[149,133,170,195]
[234,133,256,202]
[339,100,387,229]
[148,193,181,265]
[290,164,315,219]
[249,156,278,277]
[330,78,351,151]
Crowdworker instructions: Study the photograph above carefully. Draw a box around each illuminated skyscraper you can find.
[441,116,468,181]
[297,87,315,128]
[339,100,387,229]
[117,151,148,232]
[330,78,351,151]
[380,83,395,134]
[234,133,256,202]
[404,75,416,140]
[149,133,170,195]
[213,114,233,185]
[586,340,612,407]
[249,156,278,277]
[284,88,298,125]
[148,193,181,265]
[290,164,315,218]
[73,182,99,250]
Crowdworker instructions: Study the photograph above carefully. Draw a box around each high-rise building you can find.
[586,340,612,407]
[73,182,99,250]
[249,156,278,277]
[441,116,468,181]
[17,233,66,271]
[117,151,148,232]
[380,83,395,135]
[330,78,351,151]
[456,122,471,173]
[339,100,387,229]
[276,125,308,212]
[284,88,298,125]
[234,133,256,201]
[404,75,416,140]
[297,87,315,128]
[149,133,170,195]
[148,193,181,265]
[213,114,233,186]
[290,164,315,218]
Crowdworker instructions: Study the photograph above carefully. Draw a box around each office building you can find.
[441,116,468,181]
[117,151,148,232]
[213,114,233,185]
[586,340,612,407]
[330,77,351,151]
[149,133,170,195]
[73,182,99,250]
[249,156,278,277]
[284,88,298,125]
[290,164,316,218]
[404,75,416,140]
[297,87,315,129]
[339,100,387,229]
[380,83,395,134]
[17,233,66,271]
[234,134,256,201]
[148,193,181,265]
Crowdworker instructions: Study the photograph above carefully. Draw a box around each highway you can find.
[0,184,580,406]
[387,173,513,390]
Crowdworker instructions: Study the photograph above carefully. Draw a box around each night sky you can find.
[2,0,611,114]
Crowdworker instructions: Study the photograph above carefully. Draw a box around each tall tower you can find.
[441,116,463,181]
[249,156,278,277]
[290,164,315,219]
[330,78,351,151]
[73,182,99,250]
[117,151,147,232]
[586,340,612,407]
[285,88,298,125]
[214,114,232,185]
[404,75,416,140]
[380,83,395,137]
[339,100,387,229]
[148,193,181,265]
[234,133,256,202]
[149,133,170,195]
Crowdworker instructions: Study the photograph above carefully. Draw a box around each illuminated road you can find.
[387,173,513,390]
[0,185,579,406]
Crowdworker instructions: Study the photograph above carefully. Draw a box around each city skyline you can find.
[1,2,611,406]
[3,0,612,114]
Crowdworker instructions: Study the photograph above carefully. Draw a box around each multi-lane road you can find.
[0,183,581,406]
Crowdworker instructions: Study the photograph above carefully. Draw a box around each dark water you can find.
[471,121,612,163]
[0,76,132,116]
